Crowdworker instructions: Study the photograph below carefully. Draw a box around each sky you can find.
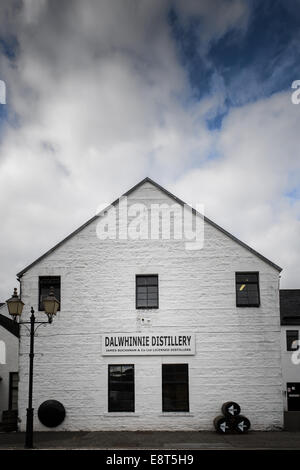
[0,0,300,300]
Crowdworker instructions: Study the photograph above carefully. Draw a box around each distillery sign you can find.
[102,333,195,356]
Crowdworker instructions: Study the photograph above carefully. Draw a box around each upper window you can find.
[286,330,299,351]
[136,275,158,309]
[236,272,260,307]
[108,365,134,412]
[162,364,189,412]
[39,276,61,311]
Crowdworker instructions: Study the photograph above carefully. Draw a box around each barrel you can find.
[38,400,66,427]
[214,415,234,434]
[233,415,251,433]
[221,401,241,417]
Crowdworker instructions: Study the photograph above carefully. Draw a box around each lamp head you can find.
[6,288,24,320]
[43,286,59,322]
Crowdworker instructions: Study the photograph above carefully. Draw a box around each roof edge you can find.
[17,176,282,277]
[17,177,151,277]
[0,313,20,338]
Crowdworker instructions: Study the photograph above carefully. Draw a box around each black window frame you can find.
[38,276,61,311]
[9,372,18,410]
[108,364,135,412]
[162,363,189,412]
[235,272,260,307]
[136,274,159,309]
[286,330,299,351]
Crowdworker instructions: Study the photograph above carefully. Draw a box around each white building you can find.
[280,289,300,430]
[0,303,19,425]
[16,178,283,431]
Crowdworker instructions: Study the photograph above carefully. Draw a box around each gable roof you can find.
[280,289,300,325]
[17,177,282,277]
[0,313,20,338]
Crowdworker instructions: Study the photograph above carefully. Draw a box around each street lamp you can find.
[6,286,59,449]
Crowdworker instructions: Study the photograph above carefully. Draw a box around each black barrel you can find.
[214,415,233,434]
[221,401,241,417]
[38,400,66,428]
[233,415,251,433]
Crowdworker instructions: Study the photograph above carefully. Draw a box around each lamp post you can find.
[6,287,59,449]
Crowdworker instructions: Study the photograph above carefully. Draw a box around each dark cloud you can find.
[0,0,299,300]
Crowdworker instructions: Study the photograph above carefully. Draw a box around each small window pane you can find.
[147,293,158,300]
[148,286,158,294]
[138,287,147,294]
[137,293,148,300]
[147,276,158,285]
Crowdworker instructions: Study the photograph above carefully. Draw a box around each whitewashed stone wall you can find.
[18,181,283,431]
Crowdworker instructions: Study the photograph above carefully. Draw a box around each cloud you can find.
[174,0,249,46]
[0,0,223,298]
[172,90,300,287]
[0,0,299,301]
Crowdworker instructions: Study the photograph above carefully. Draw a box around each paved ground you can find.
[0,431,299,450]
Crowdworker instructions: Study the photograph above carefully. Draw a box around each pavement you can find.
[0,431,300,450]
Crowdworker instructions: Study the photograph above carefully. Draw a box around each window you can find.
[162,364,189,412]
[236,272,260,307]
[287,330,299,351]
[136,275,158,309]
[39,276,61,311]
[108,365,134,412]
[9,372,18,410]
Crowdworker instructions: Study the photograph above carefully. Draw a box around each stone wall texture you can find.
[18,181,283,431]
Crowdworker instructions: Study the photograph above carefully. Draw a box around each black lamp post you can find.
[6,287,59,449]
